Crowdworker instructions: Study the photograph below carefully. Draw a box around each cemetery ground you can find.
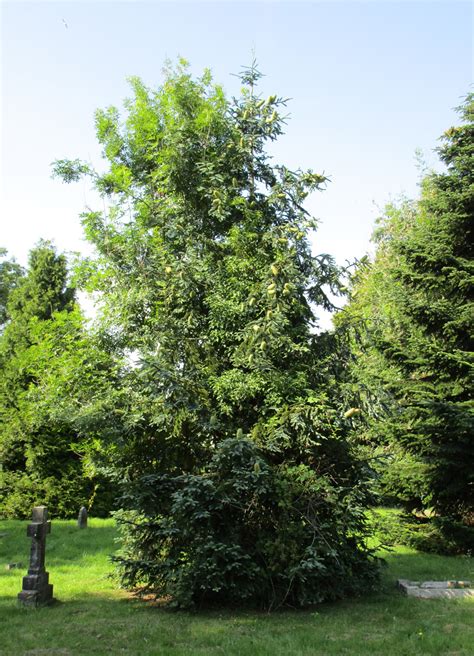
[0,515,472,656]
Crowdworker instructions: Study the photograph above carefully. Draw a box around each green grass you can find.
[0,518,472,655]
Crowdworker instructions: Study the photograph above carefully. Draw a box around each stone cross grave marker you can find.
[18,506,54,607]
[77,506,88,529]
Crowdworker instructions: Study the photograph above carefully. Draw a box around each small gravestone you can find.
[18,506,54,607]
[77,506,88,529]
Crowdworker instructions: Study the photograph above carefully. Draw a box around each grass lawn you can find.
[0,517,472,655]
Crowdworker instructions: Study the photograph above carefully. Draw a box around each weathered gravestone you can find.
[398,579,473,599]
[77,506,88,529]
[18,506,55,607]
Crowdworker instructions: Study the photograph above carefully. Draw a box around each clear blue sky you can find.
[1,1,472,273]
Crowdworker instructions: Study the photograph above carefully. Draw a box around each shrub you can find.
[114,439,379,609]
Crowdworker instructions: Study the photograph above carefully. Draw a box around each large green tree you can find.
[0,242,115,517]
[338,94,473,551]
[55,61,378,608]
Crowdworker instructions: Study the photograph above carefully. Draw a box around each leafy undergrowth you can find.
[368,507,474,555]
[0,518,472,656]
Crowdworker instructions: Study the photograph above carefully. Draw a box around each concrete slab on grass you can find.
[398,579,473,599]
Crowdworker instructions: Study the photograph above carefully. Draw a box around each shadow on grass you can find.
[1,573,473,656]
[2,523,472,624]
[0,588,389,626]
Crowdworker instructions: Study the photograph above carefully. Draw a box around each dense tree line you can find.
[0,63,471,606]
[337,93,473,552]
[0,243,116,517]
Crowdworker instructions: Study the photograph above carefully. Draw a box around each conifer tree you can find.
[0,242,114,517]
[0,248,24,330]
[55,61,378,607]
[339,94,473,551]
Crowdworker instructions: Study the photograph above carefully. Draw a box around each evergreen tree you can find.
[0,248,24,330]
[54,61,379,608]
[338,94,473,551]
[0,242,115,517]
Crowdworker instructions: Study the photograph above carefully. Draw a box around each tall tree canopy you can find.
[338,93,473,552]
[54,61,378,608]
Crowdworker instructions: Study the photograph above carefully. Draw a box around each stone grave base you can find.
[18,586,55,607]
[18,569,54,607]
[398,579,473,599]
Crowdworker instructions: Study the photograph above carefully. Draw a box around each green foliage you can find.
[55,61,378,606]
[337,94,474,551]
[51,158,91,183]
[114,438,378,609]
[0,242,116,518]
[370,508,474,556]
[0,248,24,330]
